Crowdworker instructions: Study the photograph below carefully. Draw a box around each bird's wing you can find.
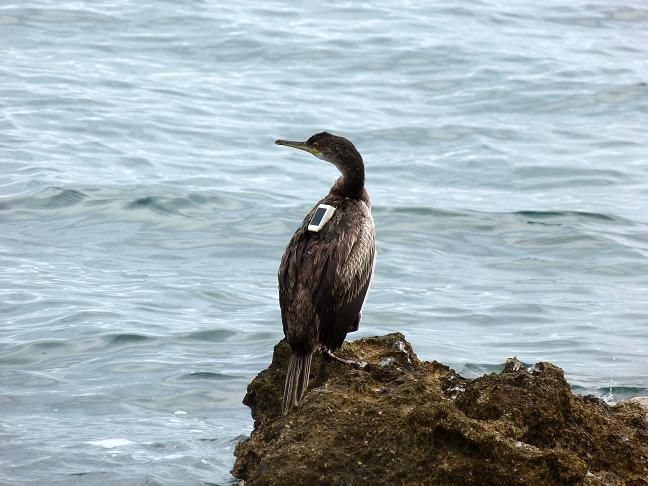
[313,200,375,350]
[278,204,324,352]
[278,199,375,352]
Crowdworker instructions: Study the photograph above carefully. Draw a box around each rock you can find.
[631,397,648,417]
[232,333,648,485]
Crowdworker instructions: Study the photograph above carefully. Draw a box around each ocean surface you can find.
[2,0,648,483]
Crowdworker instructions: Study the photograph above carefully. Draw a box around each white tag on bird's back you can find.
[308,204,336,232]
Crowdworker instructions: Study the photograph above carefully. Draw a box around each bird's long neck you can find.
[330,164,366,200]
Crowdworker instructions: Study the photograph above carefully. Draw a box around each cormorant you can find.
[275,132,376,415]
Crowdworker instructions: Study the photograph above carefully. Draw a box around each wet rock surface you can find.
[232,333,648,485]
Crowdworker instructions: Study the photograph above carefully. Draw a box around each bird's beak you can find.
[275,139,320,157]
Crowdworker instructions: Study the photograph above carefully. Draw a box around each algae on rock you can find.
[233,333,648,485]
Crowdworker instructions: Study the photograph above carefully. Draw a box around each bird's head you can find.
[275,132,363,176]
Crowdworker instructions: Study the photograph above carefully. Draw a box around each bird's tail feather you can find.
[282,352,313,415]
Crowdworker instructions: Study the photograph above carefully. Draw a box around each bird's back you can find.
[278,195,375,355]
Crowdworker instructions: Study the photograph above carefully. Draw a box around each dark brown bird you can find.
[275,132,376,415]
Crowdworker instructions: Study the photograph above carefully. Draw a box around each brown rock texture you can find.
[232,333,648,485]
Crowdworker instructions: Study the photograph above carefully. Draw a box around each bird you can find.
[275,132,376,415]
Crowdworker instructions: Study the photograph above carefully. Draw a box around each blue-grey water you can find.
[2,0,648,484]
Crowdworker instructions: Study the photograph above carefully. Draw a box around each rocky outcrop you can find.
[233,333,648,485]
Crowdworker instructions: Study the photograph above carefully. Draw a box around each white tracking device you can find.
[308,204,336,232]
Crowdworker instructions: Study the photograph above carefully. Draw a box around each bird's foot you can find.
[323,348,366,369]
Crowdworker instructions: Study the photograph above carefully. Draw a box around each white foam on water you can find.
[86,438,136,448]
